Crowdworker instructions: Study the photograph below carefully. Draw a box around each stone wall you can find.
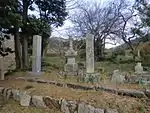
[17,77,150,99]
[0,87,118,113]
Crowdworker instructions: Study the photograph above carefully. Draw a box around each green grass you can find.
[43,56,135,74]
[96,61,134,73]
[43,56,65,65]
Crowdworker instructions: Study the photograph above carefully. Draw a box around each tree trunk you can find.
[95,38,104,61]
[14,29,22,69]
[22,0,29,69]
[22,36,29,69]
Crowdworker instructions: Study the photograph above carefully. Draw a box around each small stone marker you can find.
[111,70,125,84]
[135,62,143,74]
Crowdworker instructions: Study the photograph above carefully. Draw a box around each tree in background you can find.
[70,0,132,61]
[0,0,68,70]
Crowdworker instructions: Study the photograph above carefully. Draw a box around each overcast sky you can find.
[51,0,110,37]
[51,0,121,48]
[29,0,134,48]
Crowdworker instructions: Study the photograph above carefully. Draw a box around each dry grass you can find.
[0,79,149,113]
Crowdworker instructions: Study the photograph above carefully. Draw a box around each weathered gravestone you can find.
[85,33,99,83]
[111,69,125,84]
[64,38,78,75]
[135,62,143,74]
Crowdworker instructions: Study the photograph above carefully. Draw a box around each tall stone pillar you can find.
[86,33,94,73]
[32,35,42,73]
[27,35,44,76]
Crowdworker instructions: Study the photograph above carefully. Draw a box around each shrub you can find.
[142,55,150,67]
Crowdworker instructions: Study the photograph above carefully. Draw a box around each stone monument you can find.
[64,38,78,75]
[86,34,94,73]
[85,33,99,83]
[28,35,43,76]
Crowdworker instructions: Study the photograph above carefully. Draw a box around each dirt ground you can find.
[0,75,150,113]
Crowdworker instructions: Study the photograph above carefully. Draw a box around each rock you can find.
[78,102,95,113]
[94,108,104,113]
[27,78,35,82]
[49,81,57,85]
[78,102,87,113]
[6,89,12,99]
[12,89,20,101]
[119,89,146,98]
[0,87,4,94]
[20,92,31,106]
[43,96,61,109]
[111,70,125,84]
[31,95,47,108]
[103,87,117,93]
[61,99,70,113]
[3,88,10,97]
[16,77,25,80]
[36,79,48,84]
[63,83,68,88]
[68,101,77,113]
[67,83,93,90]
[105,109,118,113]
[87,105,95,113]
[145,90,150,98]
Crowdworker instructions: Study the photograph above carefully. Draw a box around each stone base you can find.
[26,72,45,77]
[64,63,78,75]
[85,73,100,83]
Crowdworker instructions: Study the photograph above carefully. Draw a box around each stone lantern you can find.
[64,38,78,75]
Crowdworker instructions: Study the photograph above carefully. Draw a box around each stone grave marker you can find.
[85,33,99,83]
[111,69,125,84]
[64,37,78,75]
[135,62,143,74]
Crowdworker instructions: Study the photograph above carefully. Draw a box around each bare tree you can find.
[110,0,145,59]
[70,0,132,60]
